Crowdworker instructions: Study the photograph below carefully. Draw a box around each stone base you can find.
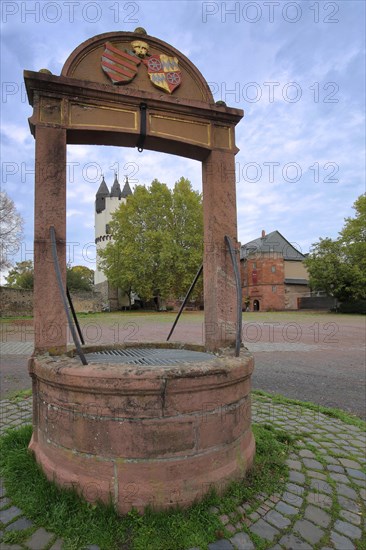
[28,343,255,514]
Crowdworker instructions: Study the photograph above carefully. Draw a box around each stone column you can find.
[34,126,67,353]
[202,148,239,351]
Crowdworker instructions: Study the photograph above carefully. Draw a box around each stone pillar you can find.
[202,148,239,351]
[34,126,67,353]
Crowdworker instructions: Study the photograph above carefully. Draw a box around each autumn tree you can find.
[305,194,366,302]
[99,178,203,307]
[0,191,24,271]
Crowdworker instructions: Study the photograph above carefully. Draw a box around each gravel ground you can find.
[0,312,365,418]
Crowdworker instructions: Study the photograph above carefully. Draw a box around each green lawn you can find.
[0,424,293,550]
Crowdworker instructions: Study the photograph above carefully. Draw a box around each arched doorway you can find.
[253,299,260,311]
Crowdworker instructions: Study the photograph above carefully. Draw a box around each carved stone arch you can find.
[61,31,214,104]
[24,30,243,352]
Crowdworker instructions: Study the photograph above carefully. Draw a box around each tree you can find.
[0,191,24,271]
[340,194,366,271]
[67,265,94,291]
[6,260,34,289]
[6,261,94,292]
[305,194,366,302]
[99,178,203,307]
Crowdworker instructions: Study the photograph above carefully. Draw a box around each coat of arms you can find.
[101,42,141,84]
[101,39,182,94]
[144,55,181,94]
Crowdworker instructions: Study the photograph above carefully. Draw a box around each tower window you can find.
[271,265,276,273]
[272,285,277,292]
[106,224,110,234]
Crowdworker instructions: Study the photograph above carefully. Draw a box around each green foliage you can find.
[99,177,203,305]
[5,260,34,289]
[5,261,94,291]
[305,194,366,302]
[66,265,94,291]
[338,300,366,314]
[8,389,32,403]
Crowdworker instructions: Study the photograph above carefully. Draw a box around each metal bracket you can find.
[137,102,147,152]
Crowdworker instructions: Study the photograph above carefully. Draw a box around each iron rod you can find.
[224,235,242,357]
[167,264,203,341]
[66,286,85,345]
[50,226,88,365]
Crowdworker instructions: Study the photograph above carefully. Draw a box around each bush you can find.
[338,300,366,314]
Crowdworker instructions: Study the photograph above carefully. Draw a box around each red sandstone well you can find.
[29,343,255,513]
[25,29,255,515]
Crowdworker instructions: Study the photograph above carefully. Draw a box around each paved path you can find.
[2,312,365,418]
[252,349,366,420]
[0,394,365,550]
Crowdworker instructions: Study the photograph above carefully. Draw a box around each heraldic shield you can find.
[144,54,182,93]
[101,42,141,84]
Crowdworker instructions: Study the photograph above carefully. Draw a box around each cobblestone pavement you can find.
[0,395,365,550]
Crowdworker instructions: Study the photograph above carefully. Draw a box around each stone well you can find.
[29,343,255,513]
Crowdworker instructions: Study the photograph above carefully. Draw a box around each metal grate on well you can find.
[84,347,215,367]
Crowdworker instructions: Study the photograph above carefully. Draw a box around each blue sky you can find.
[1,0,365,277]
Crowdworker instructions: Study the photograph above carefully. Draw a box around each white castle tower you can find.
[94,174,132,307]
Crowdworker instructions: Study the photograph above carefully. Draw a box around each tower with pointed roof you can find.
[94,175,132,305]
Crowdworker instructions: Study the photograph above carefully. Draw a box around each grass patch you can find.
[0,424,293,550]
[253,389,366,429]
[5,309,365,324]
[0,316,33,323]
[7,389,32,403]
[1,525,36,545]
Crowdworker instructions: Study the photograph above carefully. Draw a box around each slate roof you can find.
[240,230,305,261]
[121,177,132,198]
[95,176,110,198]
[110,174,122,198]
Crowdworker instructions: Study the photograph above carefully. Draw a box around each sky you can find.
[1,0,365,279]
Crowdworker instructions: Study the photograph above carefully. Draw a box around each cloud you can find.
[1,0,364,269]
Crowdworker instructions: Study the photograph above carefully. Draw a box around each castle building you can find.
[240,230,310,311]
[94,174,132,309]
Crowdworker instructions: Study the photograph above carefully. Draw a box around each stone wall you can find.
[284,284,310,310]
[94,281,126,311]
[0,287,104,317]
[70,290,104,313]
[0,287,33,317]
